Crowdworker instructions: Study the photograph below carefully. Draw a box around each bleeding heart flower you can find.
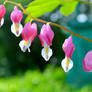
[39,23,54,61]
[83,51,92,72]
[0,5,6,27]
[61,36,75,72]
[10,6,23,37]
[19,22,37,52]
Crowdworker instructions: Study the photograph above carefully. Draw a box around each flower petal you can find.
[19,40,31,52]
[0,18,4,28]
[10,6,23,23]
[62,36,75,58]
[0,5,6,18]
[22,22,37,42]
[61,57,73,72]
[11,23,23,37]
[41,46,53,61]
[83,51,92,72]
[39,23,54,47]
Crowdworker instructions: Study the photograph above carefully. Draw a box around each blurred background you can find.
[0,0,92,92]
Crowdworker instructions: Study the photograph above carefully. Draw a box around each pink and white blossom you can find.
[19,22,37,52]
[61,36,75,72]
[39,23,54,61]
[10,6,23,37]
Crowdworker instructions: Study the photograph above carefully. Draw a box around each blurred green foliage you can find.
[25,0,78,23]
[0,66,91,92]
[25,0,60,23]
[0,66,65,92]
[60,1,78,16]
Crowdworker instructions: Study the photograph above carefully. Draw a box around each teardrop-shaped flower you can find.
[39,23,54,61]
[83,51,92,72]
[10,6,23,37]
[0,5,6,27]
[19,22,37,52]
[61,36,75,72]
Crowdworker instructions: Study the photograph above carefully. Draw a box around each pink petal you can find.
[22,22,37,43]
[62,36,75,58]
[39,24,46,47]
[83,59,86,72]
[10,6,23,23]
[0,5,6,18]
[83,51,92,72]
[39,23,54,47]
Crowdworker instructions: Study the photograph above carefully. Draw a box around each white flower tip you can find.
[28,48,31,52]
[41,46,53,61]
[0,18,4,28]
[19,40,31,52]
[61,57,73,72]
[11,23,23,37]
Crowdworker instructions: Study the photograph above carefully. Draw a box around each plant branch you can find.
[4,0,92,42]
[77,0,92,5]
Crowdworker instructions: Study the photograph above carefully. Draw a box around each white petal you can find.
[27,48,31,52]
[19,40,31,52]
[11,23,23,37]
[41,46,53,61]
[0,18,4,28]
[61,57,73,72]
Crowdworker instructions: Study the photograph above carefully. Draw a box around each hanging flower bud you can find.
[0,5,6,27]
[61,36,75,72]
[10,6,23,37]
[83,51,92,72]
[39,23,54,61]
[19,22,37,52]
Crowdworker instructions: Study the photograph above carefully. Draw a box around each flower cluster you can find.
[0,5,92,73]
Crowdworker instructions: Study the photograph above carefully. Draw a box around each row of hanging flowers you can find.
[0,5,92,73]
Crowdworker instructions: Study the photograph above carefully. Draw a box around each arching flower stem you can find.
[4,0,92,43]
[77,0,92,5]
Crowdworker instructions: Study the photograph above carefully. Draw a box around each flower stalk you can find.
[77,0,92,5]
[4,0,92,42]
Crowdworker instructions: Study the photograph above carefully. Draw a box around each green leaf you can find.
[25,0,60,23]
[60,1,78,16]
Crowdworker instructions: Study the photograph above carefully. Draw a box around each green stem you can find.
[77,0,92,5]
[5,0,92,43]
